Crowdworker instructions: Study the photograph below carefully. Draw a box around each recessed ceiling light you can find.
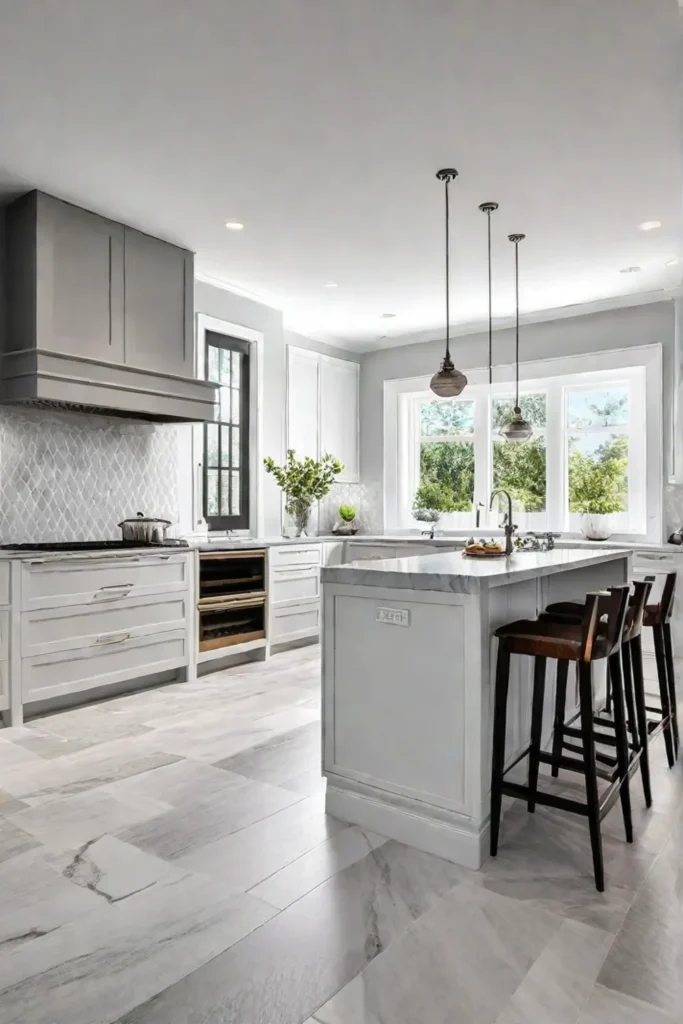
[638,220,661,232]
[381,312,396,319]
[324,281,338,288]
[225,221,244,231]
[620,266,641,274]
[666,258,680,266]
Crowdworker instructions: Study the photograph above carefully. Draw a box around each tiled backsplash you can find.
[0,406,179,542]
[319,481,383,534]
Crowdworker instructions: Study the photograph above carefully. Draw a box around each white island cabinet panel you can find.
[319,356,359,482]
[322,547,631,871]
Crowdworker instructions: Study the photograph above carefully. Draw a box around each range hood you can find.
[1,190,219,424]
[0,348,218,423]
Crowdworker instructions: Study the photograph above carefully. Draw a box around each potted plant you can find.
[412,481,456,536]
[569,437,627,540]
[264,449,343,536]
[333,504,358,536]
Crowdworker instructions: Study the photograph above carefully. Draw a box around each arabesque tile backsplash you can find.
[0,406,179,542]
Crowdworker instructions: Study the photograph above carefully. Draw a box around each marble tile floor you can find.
[0,644,681,1023]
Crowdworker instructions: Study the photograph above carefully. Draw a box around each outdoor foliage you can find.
[568,434,628,514]
[419,441,474,511]
[413,479,458,515]
[493,436,547,511]
[264,449,343,519]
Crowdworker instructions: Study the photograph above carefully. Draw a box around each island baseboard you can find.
[325,778,488,871]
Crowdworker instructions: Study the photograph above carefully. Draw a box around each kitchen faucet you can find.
[489,489,516,555]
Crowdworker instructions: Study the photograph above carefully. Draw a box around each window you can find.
[418,399,475,513]
[389,347,660,540]
[203,330,250,530]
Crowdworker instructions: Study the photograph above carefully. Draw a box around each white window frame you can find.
[384,344,662,542]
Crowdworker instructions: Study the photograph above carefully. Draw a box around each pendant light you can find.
[430,168,467,398]
[500,232,533,442]
[478,202,499,385]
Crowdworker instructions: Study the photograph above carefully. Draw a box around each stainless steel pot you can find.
[118,512,172,544]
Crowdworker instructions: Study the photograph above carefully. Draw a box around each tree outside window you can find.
[418,399,475,512]
[492,394,547,511]
[566,387,628,514]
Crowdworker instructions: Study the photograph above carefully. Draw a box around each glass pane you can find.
[206,469,218,515]
[567,386,629,429]
[205,424,219,466]
[231,387,240,425]
[219,386,231,424]
[207,345,220,384]
[220,348,232,384]
[220,470,232,516]
[231,426,240,469]
[568,432,628,513]
[420,399,474,437]
[232,351,241,388]
[493,437,547,511]
[231,471,241,515]
[418,441,474,511]
[492,393,546,430]
[220,426,231,468]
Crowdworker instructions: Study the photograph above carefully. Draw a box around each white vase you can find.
[580,513,614,541]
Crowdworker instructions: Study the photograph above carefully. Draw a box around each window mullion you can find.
[545,379,563,531]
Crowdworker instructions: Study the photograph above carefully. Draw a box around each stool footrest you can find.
[500,781,589,817]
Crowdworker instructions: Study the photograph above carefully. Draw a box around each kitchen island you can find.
[321,547,631,869]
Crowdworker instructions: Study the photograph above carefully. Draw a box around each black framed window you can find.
[203,330,250,530]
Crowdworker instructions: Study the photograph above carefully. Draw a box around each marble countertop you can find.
[321,547,631,594]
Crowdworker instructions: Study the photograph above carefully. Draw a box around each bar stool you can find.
[545,580,653,807]
[644,572,678,765]
[491,586,631,892]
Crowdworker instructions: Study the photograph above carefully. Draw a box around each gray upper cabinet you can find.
[7,192,125,361]
[123,227,193,378]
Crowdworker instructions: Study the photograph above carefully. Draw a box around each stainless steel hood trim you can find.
[2,346,217,390]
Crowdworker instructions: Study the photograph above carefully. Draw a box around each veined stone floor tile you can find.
[102,757,247,808]
[117,777,302,861]
[214,719,320,785]
[118,841,465,1024]
[0,871,277,1024]
[0,820,41,865]
[577,985,679,1023]
[175,792,347,888]
[8,788,172,851]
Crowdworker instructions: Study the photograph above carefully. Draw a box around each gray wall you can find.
[359,301,675,489]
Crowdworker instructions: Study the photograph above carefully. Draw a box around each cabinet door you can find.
[319,357,359,481]
[287,347,319,460]
[36,193,124,362]
[123,228,193,378]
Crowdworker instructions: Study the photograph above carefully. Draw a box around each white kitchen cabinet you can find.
[268,543,322,647]
[319,356,359,482]
[286,346,359,482]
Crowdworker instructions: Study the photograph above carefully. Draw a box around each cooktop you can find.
[0,539,190,552]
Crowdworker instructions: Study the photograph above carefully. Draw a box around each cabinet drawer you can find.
[22,592,189,657]
[269,545,321,569]
[21,553,190,611]
[270,601,320,642]
[0,561,10,605]
[270,569,320,605]
[23,629,187,704]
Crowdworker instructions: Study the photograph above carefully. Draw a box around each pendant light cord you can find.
[488,211,493,386]
[514,238,519,408]
[444,176,451,364]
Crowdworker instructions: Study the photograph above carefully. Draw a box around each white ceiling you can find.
[0,0,680,352]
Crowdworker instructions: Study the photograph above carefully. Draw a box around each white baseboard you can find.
[325,782,488,871]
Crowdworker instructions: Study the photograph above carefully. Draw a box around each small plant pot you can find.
[332,518,359,536]
[580,513,614,541]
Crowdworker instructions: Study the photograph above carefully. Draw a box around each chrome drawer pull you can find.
[95,632,132,646]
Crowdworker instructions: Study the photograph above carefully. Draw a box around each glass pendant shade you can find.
[499,406,533,442]
[430,357,467,398]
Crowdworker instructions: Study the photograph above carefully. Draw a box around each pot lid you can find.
[118,511,172,527]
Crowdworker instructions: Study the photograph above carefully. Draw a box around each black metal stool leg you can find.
[527,656,547,811]
[663,622,679,758]
[551,660,568,777]
[653,624,676,768]
[609,651,634,844]
[578,661,604,892]
[490,638,511,857]
[629,635,652,808]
